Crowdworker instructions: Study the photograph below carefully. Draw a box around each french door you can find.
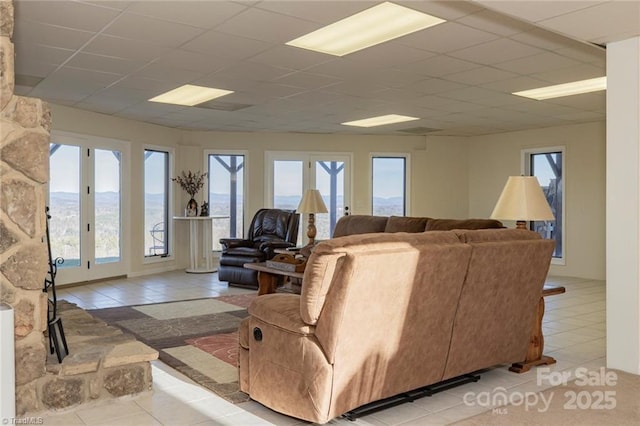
[48,133,128,285]
[266,152,351,244]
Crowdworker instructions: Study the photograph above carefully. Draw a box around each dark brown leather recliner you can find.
[218,208,300,289]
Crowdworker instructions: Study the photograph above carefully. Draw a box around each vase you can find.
[186,198,198,217]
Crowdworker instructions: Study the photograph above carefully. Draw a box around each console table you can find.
[243,262,304,295]
[510,285,566,373]
[174,216,227,273]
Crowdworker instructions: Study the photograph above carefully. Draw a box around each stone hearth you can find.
[26,301,158,412]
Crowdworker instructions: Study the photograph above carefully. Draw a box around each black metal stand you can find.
[342,374,481,421]
[43,206,68,363]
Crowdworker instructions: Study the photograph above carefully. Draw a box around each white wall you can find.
[467,121,606,280]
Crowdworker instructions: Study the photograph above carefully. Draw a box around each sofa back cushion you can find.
[332,215,388,237]
[425,218,503,231]
[384,216,429,233]
[308,232,472,409]
[442,230,555,379]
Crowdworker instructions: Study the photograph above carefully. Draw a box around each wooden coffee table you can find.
[243,262,305,295]
[510,285,566,373]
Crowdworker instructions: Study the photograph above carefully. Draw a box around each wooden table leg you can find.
[510,296,557,373]
[257,271,278,296]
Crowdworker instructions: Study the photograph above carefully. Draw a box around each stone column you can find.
[0,0,52,414]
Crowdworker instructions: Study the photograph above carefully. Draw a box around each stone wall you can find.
[0,0,51,415]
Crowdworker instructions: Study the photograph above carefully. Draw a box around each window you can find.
[524,148,564,260]
[372,156,408,216]
[208,153,245,250]
[144,149,169,257]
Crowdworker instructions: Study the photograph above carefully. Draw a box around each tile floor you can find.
[36,272,606,425]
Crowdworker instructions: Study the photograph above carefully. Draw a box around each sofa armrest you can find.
[249,294,315,336]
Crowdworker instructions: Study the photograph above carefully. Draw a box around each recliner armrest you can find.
[248,294,315,335]
[220,238,253,250]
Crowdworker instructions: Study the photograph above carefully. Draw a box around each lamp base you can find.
[515,220,528,230]
[307,213,317,245]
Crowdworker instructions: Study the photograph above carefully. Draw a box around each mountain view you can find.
[48,192,404,263]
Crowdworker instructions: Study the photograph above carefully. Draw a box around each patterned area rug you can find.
[87,294,256,403]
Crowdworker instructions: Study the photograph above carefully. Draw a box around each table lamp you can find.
[490,176,555,229]
[297,189,328,245]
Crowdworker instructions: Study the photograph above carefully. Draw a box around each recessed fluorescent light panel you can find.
[342,114,420,128]
[149,84,234,106]
[286,2,445,56]
[512,77,607,100]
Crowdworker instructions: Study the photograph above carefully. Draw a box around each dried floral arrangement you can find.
[172,170,207,199]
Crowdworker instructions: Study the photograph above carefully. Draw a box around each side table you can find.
[174,215,228,273]
[510,285,566,373]
[243,262,304,295]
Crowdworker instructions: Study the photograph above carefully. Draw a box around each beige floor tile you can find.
[40,272,612,426]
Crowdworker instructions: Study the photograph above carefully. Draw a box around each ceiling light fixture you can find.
[286,2,445,56]
[342,114,420,127]
[149,84,234,106]
[512,77,607,100]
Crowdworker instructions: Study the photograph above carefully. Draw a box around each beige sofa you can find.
[238,228,554,423]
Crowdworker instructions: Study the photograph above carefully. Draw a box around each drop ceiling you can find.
[11,1,640,136]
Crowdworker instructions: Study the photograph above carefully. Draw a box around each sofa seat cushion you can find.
[384,216,429,233]
[426,218,504,231]
[249,294,315,335]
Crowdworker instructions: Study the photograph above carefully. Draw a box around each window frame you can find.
[522,146,566,265]
[143,145,174,264]
[370,153,411,216]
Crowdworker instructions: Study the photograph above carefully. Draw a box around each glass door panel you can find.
[48,136,127,285]
[48,144,82,270]
[273,160,304,210]
[94,149,121,264]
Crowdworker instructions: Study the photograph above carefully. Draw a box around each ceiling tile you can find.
[396,22,500,54]
[182,30,273,59]
[273,72,339,90]
[104,12,206,47]
[442,66,518,85]
[531,64,606,84]
[473,0,601,23]
[153,50,231,74]
[125,0,247,29]
[494,52,580,75]
[449,38,545,65]
[255,1,378,25]
[413,78,468,95]
[65,52,149,75]
[13,42,75,65]
[410,55,482,78]
[538,2,640,44]
[82,34,171,60]
[397,0,484,20]
[132,63,206,85]
[248,45,334,71]
[213,7,320,43]
[13,20,95,50]
[14,0,121,32]
[455,8,534,36]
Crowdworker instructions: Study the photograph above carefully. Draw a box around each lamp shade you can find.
[297,189,328,214]
[490,176,555,221]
